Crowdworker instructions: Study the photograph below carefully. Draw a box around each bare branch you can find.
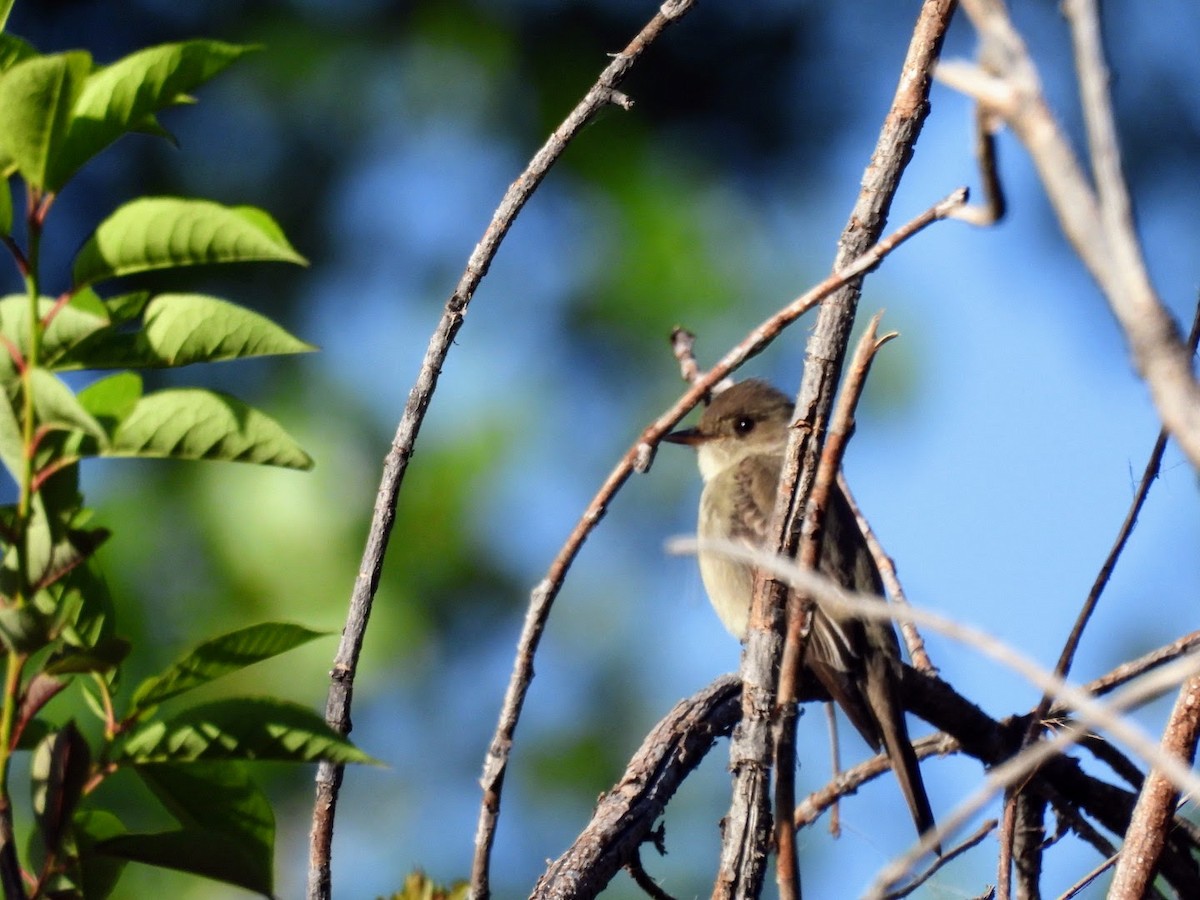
[716,2,960,894]
[837,472,936,673]
[883,819,998,900]
[947,104,1006,227]
[774,315,895,897]
[305,1,699,897]
[945,0,1200,467]
[530,676,742,900]
[793,732,958,830]
[1109,675,1200,897]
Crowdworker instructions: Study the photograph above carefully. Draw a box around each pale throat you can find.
[695,434,786,483]
[695,443,728,483]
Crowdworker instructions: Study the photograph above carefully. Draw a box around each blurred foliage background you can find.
[4,0,1199,897]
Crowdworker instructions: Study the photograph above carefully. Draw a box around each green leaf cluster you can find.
[0,20,366,899]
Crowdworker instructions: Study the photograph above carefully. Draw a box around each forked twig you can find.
[484,187,963,900]
[716,3,960,894]
[774,315,896,896]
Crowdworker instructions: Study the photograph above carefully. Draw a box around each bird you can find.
[665,378,937,848]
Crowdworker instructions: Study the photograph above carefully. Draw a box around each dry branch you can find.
[940,0,1200,467]
[531,632,1200,899]
[307,2,701,897]
[715,1,960,895]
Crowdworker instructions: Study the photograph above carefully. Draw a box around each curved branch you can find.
[307,3,699,897]
[717,1,959,894]
[532,633,1200,900]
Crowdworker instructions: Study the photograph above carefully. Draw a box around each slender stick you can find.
[774,316,896,898]
[882,819,997,900]
[479,185,963,900]
[837,474,935,673]
[305,4,698,897]
[714,2,959,896]
[1108,675,1200,897]
[997,298,1200,892]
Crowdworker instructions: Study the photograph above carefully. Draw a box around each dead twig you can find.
[774,315,897,898]
[883,818,998,900]
[1109,674,1200,897]
[715,2,960,895]
[837,473,936,673]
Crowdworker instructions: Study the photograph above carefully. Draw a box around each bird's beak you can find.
[663,427,706,447]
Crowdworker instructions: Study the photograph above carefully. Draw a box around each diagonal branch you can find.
[1109,674,1200,897]
[714,2,960,896]
[942,0,1200,467]
[773,315,897,897]
[306,3,699,898]
[485,187,962,900]
[531,630,1200,900]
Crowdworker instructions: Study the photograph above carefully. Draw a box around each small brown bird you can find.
[665,379,936,847]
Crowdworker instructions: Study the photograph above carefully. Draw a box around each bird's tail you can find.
[864,652,940,855]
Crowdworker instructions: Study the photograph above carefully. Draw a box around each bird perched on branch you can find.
[665,378,936,847]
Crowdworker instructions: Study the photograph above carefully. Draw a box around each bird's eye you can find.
[733,417,755,436]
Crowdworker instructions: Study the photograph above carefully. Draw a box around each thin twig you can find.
[670,327,734,399]
[490,189,964,900]
[995,793,1015,900]
[305,2,699,897]
[947,103,1006,227]
[999,298,1200,893]
[824,702,842,838]
[947,0,1200,467]
[1050,300,1200,691]
[715,3,960,895]
[794,732,957,830]
[1109,674,1200,897]
[1059,850,1120,900]
[774,316,895,899]
[1073,631,1200,706]
[627,849,678,900]
[883,818,998,900]
[837,473,936,673]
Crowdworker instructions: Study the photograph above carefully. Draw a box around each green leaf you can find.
[0,175,10,235]
[53,41,254,188]
[103,291,151,324]
[58,293,316,370]
[93,762,273,894]
[32,722,92,853]
[131,622,326,712]
[0,373,21,480]
[72,197,306,288]
[0,51,90,190]
[0,34,37,74]
[76,371,142,435]
[0,604,48,653]
[106,388,313,469]
[44,636,130,676]
[0,293,112,378]
[114,698,376,765]
[73,809,128,900]
[28,369,106,441]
